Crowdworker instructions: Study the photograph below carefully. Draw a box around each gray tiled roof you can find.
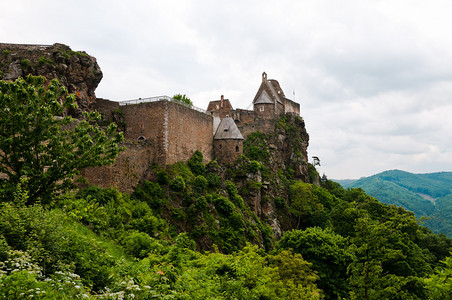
[214,117,244,140]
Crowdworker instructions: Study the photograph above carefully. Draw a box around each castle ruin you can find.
[84,72,301,192]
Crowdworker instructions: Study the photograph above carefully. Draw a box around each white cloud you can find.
[3,0,452,178]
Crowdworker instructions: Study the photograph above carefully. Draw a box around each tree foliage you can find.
[0,76,123,203]
[172,93,193,106]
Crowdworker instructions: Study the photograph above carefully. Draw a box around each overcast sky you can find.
[3,0,452,179]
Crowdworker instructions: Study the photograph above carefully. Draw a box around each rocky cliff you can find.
[0,43,102,116]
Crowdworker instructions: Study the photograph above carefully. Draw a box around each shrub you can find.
[206,173,221,188]
[225,181,244,209]
[122,231,158,259]
[274,196,287,208]
[214,196,235,216]
[243,132,270,162]
[248,160,262,173]
[170,176,185,192]
[156,170,169,185]
[187,150,206,176]
[193,175,208,194]
[20,59,31,69]
[195,196,207,211]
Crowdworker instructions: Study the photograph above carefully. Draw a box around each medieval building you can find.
[84,72,301,192]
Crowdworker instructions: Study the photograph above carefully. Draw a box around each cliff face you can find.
[227,113,312,238]
[0,43,102,115]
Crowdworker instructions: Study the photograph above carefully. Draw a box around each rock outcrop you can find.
[0,43,102,116]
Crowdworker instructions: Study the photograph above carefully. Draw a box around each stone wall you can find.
[213,139,243,164]
[254,103,276,119]
[284,98,300,115]
[83,99,213,192]
[81,141,156,193]
[93,98,120,121]
[166,101,213,164]
[120,101,167,164]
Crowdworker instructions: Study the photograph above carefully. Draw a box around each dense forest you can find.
[339,170,452,237]
[1,77,452,299]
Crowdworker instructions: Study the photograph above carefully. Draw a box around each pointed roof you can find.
[214,117,244,140]
[252,72,285,105]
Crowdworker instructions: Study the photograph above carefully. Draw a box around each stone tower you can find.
[213,117,244,164]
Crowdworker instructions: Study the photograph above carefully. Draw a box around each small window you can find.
[236,146,240,152]
[138,136,146,141]
[216,105,219,109]
[219,144,222,149]
[260,105,264,111]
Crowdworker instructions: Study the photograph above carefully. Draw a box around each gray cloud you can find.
[2,0,452,178]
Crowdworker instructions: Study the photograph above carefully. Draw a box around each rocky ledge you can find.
[0,43,102,116]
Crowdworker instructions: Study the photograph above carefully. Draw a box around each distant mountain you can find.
[333,170,452,237]
[332,179,357,187]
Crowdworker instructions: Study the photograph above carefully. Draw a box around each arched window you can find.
[138,136,146,141]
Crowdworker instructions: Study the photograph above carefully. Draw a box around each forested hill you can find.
[336,169,452,236]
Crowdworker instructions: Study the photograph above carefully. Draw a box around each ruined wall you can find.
[166,101,213,164]
[283,98,300,115]
[232,109,255,124]
[83,99,213,192]
[82,141,156,193]
[94,98,120,121]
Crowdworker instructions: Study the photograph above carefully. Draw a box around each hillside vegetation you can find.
[339,170,452,237]
[2,77,452,299]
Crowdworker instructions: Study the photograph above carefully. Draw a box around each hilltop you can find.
[338,169,452,236]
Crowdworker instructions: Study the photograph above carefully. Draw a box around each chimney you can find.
[220,95,224,108]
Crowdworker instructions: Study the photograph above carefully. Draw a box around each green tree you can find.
[289,181,325,229]
[425,255,452,299]
[0,76,123,204]
[348,215,428,300]
[278,227,353,299]
[172,93,193,106]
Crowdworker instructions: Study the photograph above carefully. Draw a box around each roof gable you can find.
[252,72,285,105]
[254,89,273,104]
[214,117,244,140]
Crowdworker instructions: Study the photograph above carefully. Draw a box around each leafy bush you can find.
[156,170,169,185]
[243,132,270,162]
[193,175,208,194]
[195,196,207,211]
[248,160,262,173]
[214,195,235,216]
[206,173,221,188]
[170,176,186,192]
[187,150,206,176]
[274,196,287,208]
[122,231,159,259]
[225,180,244,210]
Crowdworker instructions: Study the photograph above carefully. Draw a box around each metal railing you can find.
[118,96,208,114]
